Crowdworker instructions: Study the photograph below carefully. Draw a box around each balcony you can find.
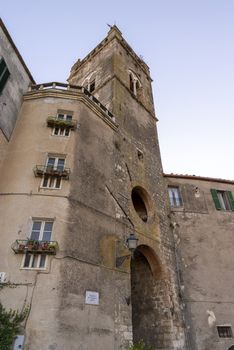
[33,165,70,179]
[47,116,77,130]
[11,239,59,255]
[29,82,115,121]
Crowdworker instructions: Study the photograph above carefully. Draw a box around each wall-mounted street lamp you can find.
[116,233,138,268]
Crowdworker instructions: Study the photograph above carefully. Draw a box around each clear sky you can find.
[1,1,234,179]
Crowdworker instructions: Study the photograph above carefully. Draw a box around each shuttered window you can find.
[210,189,234,211]
[168,187,183,207]
[0,58,10,93]
[217,325,233,338]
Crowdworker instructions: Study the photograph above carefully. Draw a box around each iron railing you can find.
[29,82,115,120]
[33,165,70,179]
[47,116,77,129]
[11,239,59,255]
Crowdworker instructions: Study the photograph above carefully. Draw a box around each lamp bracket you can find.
[116,254,131,268]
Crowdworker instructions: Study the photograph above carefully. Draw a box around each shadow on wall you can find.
[131,245,166,349]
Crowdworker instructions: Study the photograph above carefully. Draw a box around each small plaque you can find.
[85,291,99,305]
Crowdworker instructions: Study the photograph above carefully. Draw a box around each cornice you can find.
[164,173,234,185]
[24,88,118,131]
[68,27,152,81]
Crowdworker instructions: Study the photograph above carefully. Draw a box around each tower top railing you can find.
[29,82,115,121]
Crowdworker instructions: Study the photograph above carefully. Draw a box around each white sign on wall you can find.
[0,272,6,283]
[85,291,99,305]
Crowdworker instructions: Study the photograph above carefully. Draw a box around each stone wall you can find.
[0,20,33,141]
[0,24,187,350]
[166,175,234,350]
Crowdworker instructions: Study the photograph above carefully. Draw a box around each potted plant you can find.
[18,243,25,252]
[48,242,57,252]
[26,239,35,250]
[128,341,155,350]
[32,241,39,250]
[41,241,49,250]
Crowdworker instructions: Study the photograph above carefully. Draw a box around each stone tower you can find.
[0,25,185,349]
[67,25,185,349]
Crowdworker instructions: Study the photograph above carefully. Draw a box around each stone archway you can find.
[131,245,169,349]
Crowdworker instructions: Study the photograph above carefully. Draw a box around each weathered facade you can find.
[0,19,234,350]
[0,18,34,166]
[0,24,184,350]
[166,174,234,350]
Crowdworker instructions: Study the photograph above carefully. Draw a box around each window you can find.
[46,156,65,171]
[0,57,10,93]
[36,154,68,189]
[132,187,148,222]
[128,70,141,97]
[83,73,96,93]
[42,175,61,189]
[168,187,182,207]
[22,220,54,270]
[89,80,95,93]
[23,253,47,269]
[210,189,234,211]
[130,74,134,93]
[30,220,53,241]
[52,113,73,137]
[137,148,143,160]
[41,156,65,189]
[217,326,233,338]
[84,79,95,93]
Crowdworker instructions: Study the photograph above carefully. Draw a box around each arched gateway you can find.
[131,244,168,348]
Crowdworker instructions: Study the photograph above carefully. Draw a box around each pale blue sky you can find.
[1,1,234,179]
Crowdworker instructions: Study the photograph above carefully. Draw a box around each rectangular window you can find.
[210,189,234,211]
[217,326,233,338]
[23,253,47,269]
[53,127,70,137]
[42,175,61,189]
[46,156,65,171]
[21,219,54,270]
[168,187,182,207]
[30,220,53,241]
[52,113,73,137]
[0,57,10,93]
[41,156,66,189]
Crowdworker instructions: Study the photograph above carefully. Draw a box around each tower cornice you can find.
[68,25,152,82]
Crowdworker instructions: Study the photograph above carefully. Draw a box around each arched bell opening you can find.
[130,245,165,348]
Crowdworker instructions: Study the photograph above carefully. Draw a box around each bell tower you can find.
[68,25,155,119]
[68,26,186,349]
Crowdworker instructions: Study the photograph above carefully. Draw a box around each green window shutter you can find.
[0,58,6,75]
[210,189,222,210]
[0,66,10,93]
[226,191,234,211]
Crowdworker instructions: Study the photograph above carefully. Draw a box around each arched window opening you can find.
[128,70,142,97]
[82,72,96,93]
[89,80,95,93]
[129,74,134,93]
[135,80,140,95]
